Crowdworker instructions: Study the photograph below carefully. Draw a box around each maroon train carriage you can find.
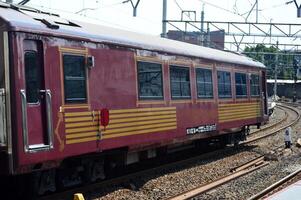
[0,3,268,194]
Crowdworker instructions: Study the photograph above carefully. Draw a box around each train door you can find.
[262,71,268,116]
[20,40,53,153]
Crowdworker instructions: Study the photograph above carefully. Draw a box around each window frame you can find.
[217,70,232,99]
[24,50,42,105]
[250,73,261,97]
[169,65,191,100]
[235,72,248,98]
[62,53,88,104]
[195,67,214,99]
[137,60,164,100]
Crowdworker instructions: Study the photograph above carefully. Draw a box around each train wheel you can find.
[56,165,82,190]
[35,170,56,195]
[82,159,105,183]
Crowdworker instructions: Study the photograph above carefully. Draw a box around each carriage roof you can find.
[0,2,265,68]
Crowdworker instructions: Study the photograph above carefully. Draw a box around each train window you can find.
[63,55,87,103]
[170,66,191,99]
[196,68,213,98]
[217,71,232,98]
[137,61,163,100]
[24,51,42,103]
[251,74,260,96]
[235,73,247,98]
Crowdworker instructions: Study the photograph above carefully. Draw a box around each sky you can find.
[3,0,301,51]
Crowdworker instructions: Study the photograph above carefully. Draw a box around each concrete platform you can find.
[265,180,301,200]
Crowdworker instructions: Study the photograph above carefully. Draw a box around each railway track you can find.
[244,104,300,144]
[167,155,268,200]
[248,167,301,200]
[165,103,300,200]
[248,106,287,136]
[39,104,299,200]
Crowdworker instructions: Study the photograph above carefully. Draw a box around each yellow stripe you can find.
[219,110,260,116]
[65,112,94,117]
[105,118,176,129]
[66,136,99,144]
[137,101,166,105]
[110,107,175,114]
[65,116,99,123]
[109,114,176,124]
[219,103,260,107]
[66,131,98,139]
[170,100,192,104]
[65,121,99,128]
[220,115,260,123]
[103,122,176,135]
[66,126,99,134]
[218,107,260,113]
[110,111,176,119]
[64,107,176,117]
[59,47,88,54]
[65,114,176,126]
[219,112,260,119]
[62,105,89,110]
[103,126,176,139]
[219,104,260,109]
[219,113,260,121]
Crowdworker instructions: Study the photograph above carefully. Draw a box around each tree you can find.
[244,45,294,80]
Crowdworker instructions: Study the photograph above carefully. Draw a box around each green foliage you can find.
[243,44,295,80]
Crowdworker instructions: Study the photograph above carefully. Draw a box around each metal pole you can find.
[162,0,167,38]
[273,53,278,99]
[200,4,205,46]
[256,0,258,23]
[206,26,210,47]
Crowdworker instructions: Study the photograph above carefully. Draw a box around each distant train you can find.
[0,2,268,195]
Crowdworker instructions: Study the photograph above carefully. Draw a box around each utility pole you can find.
[162,0,167,38]
[256,0,258,23]
[273,53,278,100]
[200,4,205,46]
[123,0,141,17]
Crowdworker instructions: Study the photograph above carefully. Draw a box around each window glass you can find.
[235,73,247,97]
[217,71,232,98]
[137,61,163,100]
[63,55,87,103]
[25,51,41,103]
[196,68,213,98]
[170,66,191,99]
[251,74,260,96]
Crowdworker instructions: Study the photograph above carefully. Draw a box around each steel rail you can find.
[167,158,269,200]
[243,104,300,144]
[248,106,287,136]
[248,168,301,200]
[166,104,300,200]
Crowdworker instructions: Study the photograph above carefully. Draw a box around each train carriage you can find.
[0,2,268,193]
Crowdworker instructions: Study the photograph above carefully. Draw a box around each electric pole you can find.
[162,0,167,38]
[256,0,258,23]
[123,0,141,17]
[273,53,278,100]
[200,4,204,46]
